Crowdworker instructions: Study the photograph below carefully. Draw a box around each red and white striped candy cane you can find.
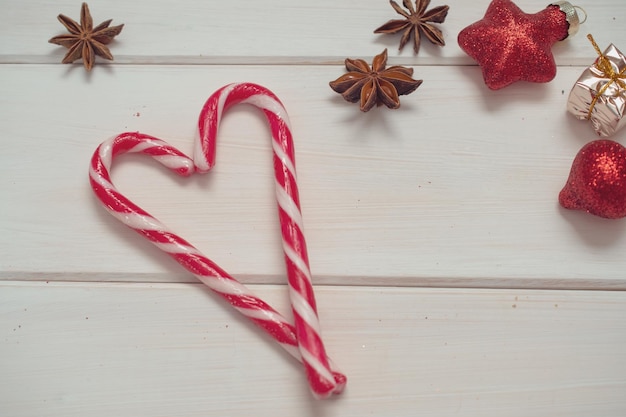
[89,83,346,398]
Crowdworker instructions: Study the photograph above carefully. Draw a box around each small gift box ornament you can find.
[567,35,626,137]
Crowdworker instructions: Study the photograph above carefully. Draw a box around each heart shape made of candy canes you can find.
[89,83,346,398]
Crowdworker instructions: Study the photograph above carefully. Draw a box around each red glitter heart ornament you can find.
[559,140,626,219]
[458,0,581,90]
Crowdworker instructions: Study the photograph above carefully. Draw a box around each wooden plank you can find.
[1,281,625,416]
[0,0,623,65]
[2,64,626,288]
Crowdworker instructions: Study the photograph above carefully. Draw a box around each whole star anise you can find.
[374,0,449,54]
[329,49,422,112]
[48,3,124,71]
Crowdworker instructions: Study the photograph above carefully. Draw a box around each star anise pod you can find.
[48,3,124,71]
[374,0,449,54]
[329,49,422,112]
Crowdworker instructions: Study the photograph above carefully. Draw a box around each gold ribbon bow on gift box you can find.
[586,34,626,120]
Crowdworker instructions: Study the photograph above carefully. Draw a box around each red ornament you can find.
[458,0,580,90]
[559,140,626,219]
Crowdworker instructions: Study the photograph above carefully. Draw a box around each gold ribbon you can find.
[586,34,626,120]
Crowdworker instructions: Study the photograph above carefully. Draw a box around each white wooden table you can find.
[1,1,625,415]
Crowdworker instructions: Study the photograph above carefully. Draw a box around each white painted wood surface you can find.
[2,281,626,417]
[1,0,625,415]
[1,0,623,65]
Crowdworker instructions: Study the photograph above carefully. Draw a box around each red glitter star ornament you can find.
[458,0,581,90]
[559,140,626,219]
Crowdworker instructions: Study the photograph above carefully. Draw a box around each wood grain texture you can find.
[2,281,625,417]
[1,0,624,65]
[1,0,625,414]
[1,64,626,287]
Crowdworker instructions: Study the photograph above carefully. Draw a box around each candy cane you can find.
[89,83,346,398]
